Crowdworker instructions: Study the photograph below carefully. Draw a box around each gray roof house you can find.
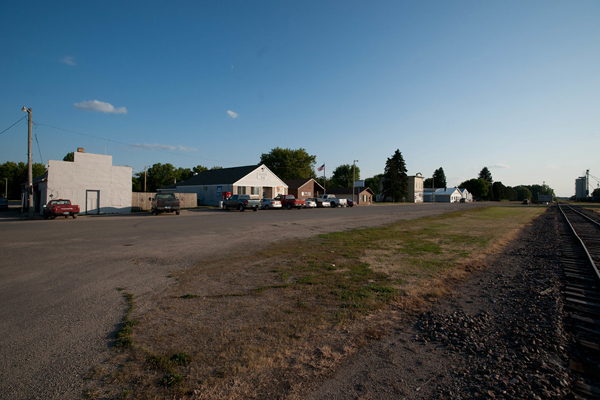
[423,187,463,203]
[158,164,288,206]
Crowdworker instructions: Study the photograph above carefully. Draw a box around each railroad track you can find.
[557,203,600,399]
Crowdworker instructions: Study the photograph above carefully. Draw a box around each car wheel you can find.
[176,210,180,215]
[239,204,245,212]
[253,207,258,212]
[331,202,336,208]
[44,214,49,220]
[287,203,292,210]
[265,205,269,210]
[72,214,77,219]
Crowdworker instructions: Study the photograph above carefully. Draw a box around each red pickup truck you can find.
[43,199,80,219]
[274,195,305,210]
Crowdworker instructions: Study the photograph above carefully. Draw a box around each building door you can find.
[86,190,100,214]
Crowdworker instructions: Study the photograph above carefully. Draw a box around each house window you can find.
[237,186,247,195]
[251,186,260,195]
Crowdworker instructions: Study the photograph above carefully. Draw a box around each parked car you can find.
[313,197,331,208]
[0,197,8,211]
[150,193,181,215]
[320,194,348,208]
[223,194,260,212]
[347,199,354,207]
[274,195,305,210]
[304,198,317,208]
[260,198,282,210]
[43,199,80,219]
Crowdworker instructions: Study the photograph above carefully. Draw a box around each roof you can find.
[326,187,374,195]
[283,178,324,191]
[424,188,462,196]
[165,165,260,187]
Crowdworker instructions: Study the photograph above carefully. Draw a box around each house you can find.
[283,178,325,199]
[459,188,473,202]
[408,173,424,203]
[159,164,287,206]
[33,149,132,214]
[324,187,374,205]
[424,187,463,203]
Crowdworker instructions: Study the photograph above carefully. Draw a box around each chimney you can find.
[77,148,85,153]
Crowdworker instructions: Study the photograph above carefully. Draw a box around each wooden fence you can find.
[132,192,198,211]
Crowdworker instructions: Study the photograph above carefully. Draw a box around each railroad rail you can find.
[557,203,600,399]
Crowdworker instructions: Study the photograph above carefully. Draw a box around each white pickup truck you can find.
[320,194,347,208]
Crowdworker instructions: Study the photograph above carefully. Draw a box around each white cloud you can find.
[60,56,77,66]
[74,100,127,114]
[489,163,510,169]
[134,143,198,152]
[226,110,239,119]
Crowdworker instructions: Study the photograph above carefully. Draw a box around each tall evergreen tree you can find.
[382,150,408,202]
[433,167,447,188]
[478,167,493,184]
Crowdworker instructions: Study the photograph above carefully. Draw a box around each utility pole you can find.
[144,166,147,192]
[22,107,33,219]
[353,160,358,204]
[4,177,7,198]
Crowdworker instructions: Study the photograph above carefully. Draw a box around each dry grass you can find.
[87,205,544,399]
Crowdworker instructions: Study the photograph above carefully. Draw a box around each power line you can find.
[0,115,27,136]
[35,122,243,166]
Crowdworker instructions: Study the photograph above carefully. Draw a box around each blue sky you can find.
[1,1,598,197]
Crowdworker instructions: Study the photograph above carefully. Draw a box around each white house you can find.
[34,150,132,214]
[459,188,473,202]
[159,164,288,206]
[423,187,463,203]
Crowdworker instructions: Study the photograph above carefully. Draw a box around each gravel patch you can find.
[304,208,575,399]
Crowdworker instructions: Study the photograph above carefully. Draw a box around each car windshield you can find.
[156,194,174,199]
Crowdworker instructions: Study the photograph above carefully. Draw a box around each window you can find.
[237,186,247,195]
[251,186,260,195]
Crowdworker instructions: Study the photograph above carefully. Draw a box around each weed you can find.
[170,352,192,366]
[180,293,198,299]
[161,372,183,387]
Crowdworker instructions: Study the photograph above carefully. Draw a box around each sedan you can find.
[304,198,317,208]
[260,198,282,210]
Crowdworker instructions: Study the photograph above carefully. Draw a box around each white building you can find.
[159,164,288,207]
[34,150,132,214]
[459,188,473,202]
[424,187,463,203]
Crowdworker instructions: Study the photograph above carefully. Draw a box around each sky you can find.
[1,1,599,197]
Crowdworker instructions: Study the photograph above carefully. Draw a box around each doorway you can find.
[86,190,100,214]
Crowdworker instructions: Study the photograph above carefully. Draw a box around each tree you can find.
[329,164,361,188]
[478,167,493,184]
[365,174,383,195]
[592,188,600,198]
[63,152,74,162]
[259,147,316,180]
[459,178,489,199]
[433,167,447,189]
[491,181,506,201]
[0,161,45,199]
[515,186,532,201]
[381,150,408,202]
[423,177,433,188]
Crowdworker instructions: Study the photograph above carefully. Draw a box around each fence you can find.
[132,192,198,211]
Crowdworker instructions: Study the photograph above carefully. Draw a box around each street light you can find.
[353,160,359,204]
[22,107,33,219]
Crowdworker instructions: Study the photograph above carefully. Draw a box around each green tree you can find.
[259,147,316,180]
[381,150,408,202]
[423,177,433,188]
[0,161,45,199]
[459,178,489,199]
[592,188,600,198]
[505,186,517,201]
[478,167,493,184]
[143,163,178,192]
[364,174,382,195]
[433,167,447,188]
[515,186,532,201]
[63,152,74,162]
[491,181,506,201]
[329,164,361,188]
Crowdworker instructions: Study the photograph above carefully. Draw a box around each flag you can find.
[317,163,325,172]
